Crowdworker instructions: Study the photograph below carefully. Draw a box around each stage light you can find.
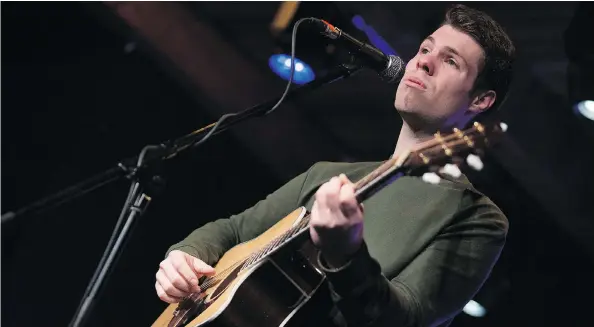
[463,300,487,318]
[574,100,594,121]
[268,54,315,85]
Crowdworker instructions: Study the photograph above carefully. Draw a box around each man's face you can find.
[394,24,485,129]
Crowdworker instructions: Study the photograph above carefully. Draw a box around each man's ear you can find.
[469,90,496,113]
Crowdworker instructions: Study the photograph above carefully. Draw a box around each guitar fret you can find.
[266,235,282,256]
[243,253,256,270]
[277,231,290,247]
[242,221,308,272]
[354,159,396,192]
[244,232,286,271]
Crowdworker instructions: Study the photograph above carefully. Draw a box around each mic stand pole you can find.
[50,62,362,327]
[68,179,150,327]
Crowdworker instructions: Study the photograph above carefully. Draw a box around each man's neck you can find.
[392,121,435,160]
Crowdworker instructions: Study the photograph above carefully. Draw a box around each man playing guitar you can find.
[155,4,515,326]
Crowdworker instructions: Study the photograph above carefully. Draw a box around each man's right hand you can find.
[155,250,216,303]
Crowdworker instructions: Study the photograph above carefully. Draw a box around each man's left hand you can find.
[309,174,364,267]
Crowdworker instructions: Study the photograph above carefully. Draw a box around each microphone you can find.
[312,18,405,84]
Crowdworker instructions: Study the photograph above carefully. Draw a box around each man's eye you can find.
[420,48,429,54]
[447,58,458,67]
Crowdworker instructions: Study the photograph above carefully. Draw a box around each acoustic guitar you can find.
[153,122,506,327]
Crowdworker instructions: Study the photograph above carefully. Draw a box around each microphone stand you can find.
[2,62,364,327]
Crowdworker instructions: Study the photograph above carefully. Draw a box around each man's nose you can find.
[416,55,434,76]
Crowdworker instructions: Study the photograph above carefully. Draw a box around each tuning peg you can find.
[440,163,462,178]
[466,154,484,171]
[499,122,508,132]
[422,172,442,185]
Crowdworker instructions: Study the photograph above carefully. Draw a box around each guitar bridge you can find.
[169,294,205,327]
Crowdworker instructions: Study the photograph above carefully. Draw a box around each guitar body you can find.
[153,207,334,327]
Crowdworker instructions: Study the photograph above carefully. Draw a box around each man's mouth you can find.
[404,77,426,90]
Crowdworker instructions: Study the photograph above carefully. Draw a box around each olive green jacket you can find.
[168,161,508,327]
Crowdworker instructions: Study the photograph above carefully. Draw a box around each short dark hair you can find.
[441,4,516,112]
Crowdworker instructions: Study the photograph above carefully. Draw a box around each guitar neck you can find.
[353,153,410,203]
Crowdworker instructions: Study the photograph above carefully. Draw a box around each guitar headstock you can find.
[401,121,507,183]
[352,121,507,202]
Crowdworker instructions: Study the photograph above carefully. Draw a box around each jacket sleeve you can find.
[166,164,317,265]
[318,192,509,327]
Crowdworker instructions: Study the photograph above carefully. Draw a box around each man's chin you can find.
[394,100,415,114]
[394,92,424,115]
[394,102,422,118]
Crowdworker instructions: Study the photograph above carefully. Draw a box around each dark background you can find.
[2,2,594,327]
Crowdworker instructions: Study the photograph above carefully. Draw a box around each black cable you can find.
[190,17,314,149]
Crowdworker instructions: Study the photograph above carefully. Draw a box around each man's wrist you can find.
[316,241,382,296]
[322,245,361,269]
